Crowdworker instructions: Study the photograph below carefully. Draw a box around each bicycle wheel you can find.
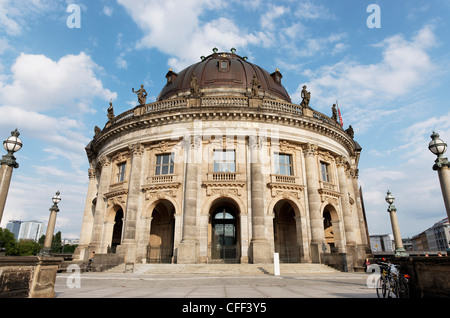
[397,276,409,298]
[376,275,388,298]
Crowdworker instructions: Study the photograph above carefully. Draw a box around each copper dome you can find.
[157,50,291,103]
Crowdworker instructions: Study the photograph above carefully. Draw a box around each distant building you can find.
[411,218,449,252]
[18,221,44,241]
[5,220,43,242]
[369,234,393,253]
[6,220,22,240]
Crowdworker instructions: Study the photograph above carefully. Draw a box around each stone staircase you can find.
[107,263,339,275]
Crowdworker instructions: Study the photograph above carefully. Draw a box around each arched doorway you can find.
[110,207,123,253]
[148,200,175,263]
[273,200,299,263]
[323,204,338,253]
[209,202,240,263]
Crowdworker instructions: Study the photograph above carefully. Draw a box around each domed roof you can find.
[158,50,291,103]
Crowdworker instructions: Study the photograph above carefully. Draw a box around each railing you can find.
[145,98,187,113]
[201,97,248,107]
[112,96,341,128]
[212,172,237,181]
[262,99,302,115]
[273,175,296,184]
[208,245,240,263]
[150,175,174,183]
[320,181,337,191]
[146,245,173,263]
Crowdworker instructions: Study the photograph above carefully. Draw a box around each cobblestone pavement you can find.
[55,271,378,299]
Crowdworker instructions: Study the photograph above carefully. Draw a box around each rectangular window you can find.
[155,153,174,175]
[320,162,331,182]
[274,153,292,176]
[213,150,236,173]
[117,163,126,182]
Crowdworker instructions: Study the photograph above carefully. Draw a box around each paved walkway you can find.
[55,270,377,299]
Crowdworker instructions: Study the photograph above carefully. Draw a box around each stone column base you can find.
[310,242,322,263]
[249,239,271,264]
[177,240,198,264]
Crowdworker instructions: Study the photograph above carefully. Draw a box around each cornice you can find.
[91,100,357,158]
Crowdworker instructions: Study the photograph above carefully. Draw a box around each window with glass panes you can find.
[320,162,331,182]
[117,162,126,182]
[155,153,174,175]
[213,150,236,172]
[274,153,292,175]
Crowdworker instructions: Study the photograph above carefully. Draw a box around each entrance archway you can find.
[273,200,299,263]
[148,200,175,263]
[110,207,123,253]
[323,204,339,253]
[209,201,240,263]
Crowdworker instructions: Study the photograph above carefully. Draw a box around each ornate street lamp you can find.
[385,190,408,257]
[40,191,61,256]
[428,131,450,220]
[0,129,22,223]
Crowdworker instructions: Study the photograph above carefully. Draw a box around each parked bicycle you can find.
[376,261,409,298]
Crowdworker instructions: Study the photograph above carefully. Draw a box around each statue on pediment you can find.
[132,84,148,105]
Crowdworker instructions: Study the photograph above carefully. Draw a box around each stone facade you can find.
[74,51,369,269]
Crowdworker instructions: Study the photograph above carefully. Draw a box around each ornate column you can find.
[177,135,201,263]
[303,143,323,263]
[74,167,97,260]
[350,168,369,246]
[336,156,356,246]
[118,143,144,261]
[249,135,271,263]
[89,155,112,253]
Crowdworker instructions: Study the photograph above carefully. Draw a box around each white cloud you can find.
[103,5,113,17]
[117,0,269,70]
[0,0,59,35]
[0,52,116,113]
[293,25,438,131]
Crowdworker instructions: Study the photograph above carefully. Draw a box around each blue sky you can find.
[0,0,449,240]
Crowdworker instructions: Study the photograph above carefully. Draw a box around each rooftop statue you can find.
[190,73,200,96]
[331,104,338,122]
[300,85,311,108]
[251,75,261,97]
[107,99,115,122]
[132,84,148,105]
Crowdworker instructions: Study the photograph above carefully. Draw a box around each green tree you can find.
[51,231,62,253]
[0,228,17,255]
[16,239,41,256]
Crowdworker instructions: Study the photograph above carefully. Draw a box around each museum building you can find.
[74,49,369,269]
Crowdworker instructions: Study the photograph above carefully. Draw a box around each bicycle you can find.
[375,261,409,298]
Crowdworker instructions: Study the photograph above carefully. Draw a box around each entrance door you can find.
[111,208,123,253]
[273,200,299,263]
[211,206,239,262]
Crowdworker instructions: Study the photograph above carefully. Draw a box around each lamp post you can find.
[385,190,408,257]
[0,129,22,224]
[428,131,450,220]
[40,191,61,256]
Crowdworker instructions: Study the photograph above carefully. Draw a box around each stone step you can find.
[107,263,339,275]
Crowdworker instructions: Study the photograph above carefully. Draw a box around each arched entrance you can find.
[148,200,175,263]
[209,202,240,263]
[323,204,339,253]
[273,200,299,263]
[110,207,123,253]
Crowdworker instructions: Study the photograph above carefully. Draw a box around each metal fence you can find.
[146,245,173,263]
[275,245,301,263]
[208,245,240,263]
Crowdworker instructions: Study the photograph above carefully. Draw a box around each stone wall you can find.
[393,257,450,298]
[0,256,62,298]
